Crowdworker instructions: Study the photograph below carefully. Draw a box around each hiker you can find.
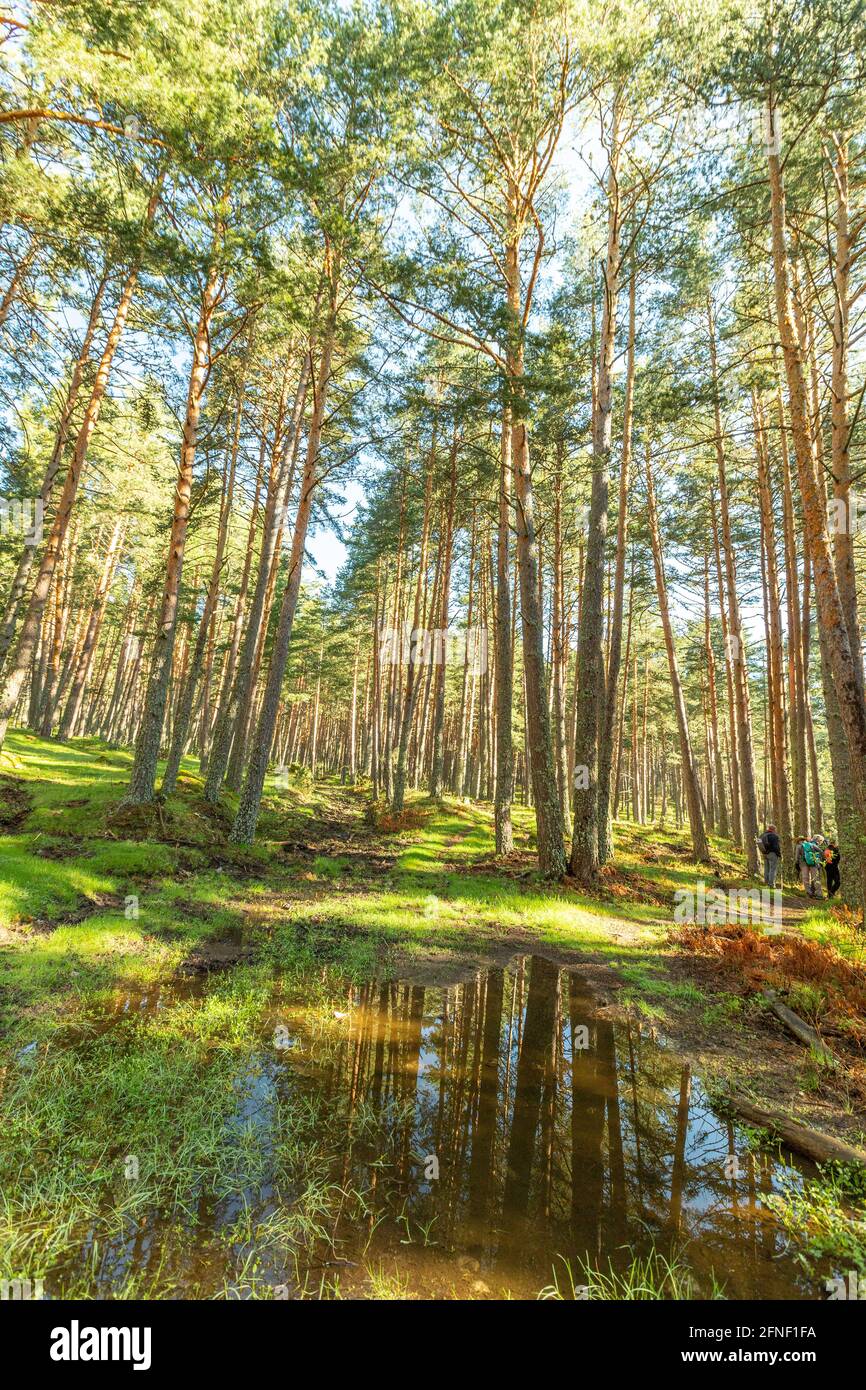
[757,823,781,887]
[796,833,824,898]
[824,840,841,898]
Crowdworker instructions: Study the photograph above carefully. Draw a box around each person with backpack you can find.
[797,834,824,898]
[824,840,841,898]
[794,836,806,877]
[757,823,781,887]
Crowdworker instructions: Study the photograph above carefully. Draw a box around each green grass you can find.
[0,835,115,922]
[0,733,284,1040]
[798,905,866,964]
[765,1164,866,1277]
[538,1248,726,1301]
[276,798,671,962]
[618,961,705,1003]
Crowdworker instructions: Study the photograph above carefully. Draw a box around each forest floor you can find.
[1,731,865,1299]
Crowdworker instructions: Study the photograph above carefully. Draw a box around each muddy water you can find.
[54,956,825,1299]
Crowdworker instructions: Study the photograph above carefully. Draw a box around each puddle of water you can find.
[57,974,206,1042]
[43,956,828,1300]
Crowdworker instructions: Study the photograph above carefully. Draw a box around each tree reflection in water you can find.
[309,954,816,1299]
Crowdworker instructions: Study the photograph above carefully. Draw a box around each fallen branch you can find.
[725,1093,866,1167]
[762,988,836,1067]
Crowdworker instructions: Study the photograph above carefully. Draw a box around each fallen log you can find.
[724,1093,866,1167]
[762,989,836,1068]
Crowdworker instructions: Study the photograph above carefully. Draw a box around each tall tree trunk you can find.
[571,110,621,881]
[756,397,795,867]
[550,447,570,832]
[708,298,759,872]
[598,263,635,863]
[766,98,866,911]
[123,259,221,804]
[494,404,515,853]
[161,368,245,794]
[776,371,809,834]
[230,280,337,843]
[201,436,264,773]
[645,446,710,862]
[829,135,865,707]
[704,551,729,838]
[754,392,793,868]
[58,515,125,738]
[429,432,457,798]
[204,349,310,802]
[392,456,433,812]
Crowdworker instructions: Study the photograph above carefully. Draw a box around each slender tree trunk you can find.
[703,552,729,838]
[429,432,457,799]
[776,372,809,833]
[494,404,515,853]
[598,264,635,863]
[829,136,865,702]
[161,369,245,794]
[754,392,793,868]
[59,515,125,738]
[550,449,570,832]
[123,259,221,804]
[613,551,633,818]
[204,349,311,802]
[392,456,433,812]
[767,99,866,911]
[645,446,710,862]
[571,112,620,881]
[201,438,264,773]
[230,282,337,843]
[708,298,759,872]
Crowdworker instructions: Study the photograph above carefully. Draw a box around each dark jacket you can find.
[759,831,781,857]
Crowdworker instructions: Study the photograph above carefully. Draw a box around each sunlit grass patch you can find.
[85,840,180,876]
[0,835,114,923]
[619,961,704,1002]
[1,911,183,1038]
[799,906,866,964]
[538,1248,725,1301]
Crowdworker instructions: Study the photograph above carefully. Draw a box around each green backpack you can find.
[803,841,818,867]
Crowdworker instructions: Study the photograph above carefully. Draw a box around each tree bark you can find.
[767,98,866,911]
[708,298,759,871]
[598,263,635,863]
[571,106,621,880]
[230,287,337,843]
[494,404,514,853]
[123,258,221,803]
[645,446,710,862]
[204,349,310,802]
